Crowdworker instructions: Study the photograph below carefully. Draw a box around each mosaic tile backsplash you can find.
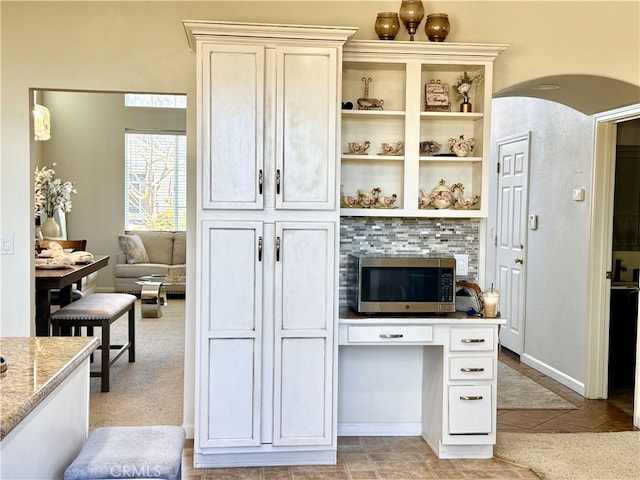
[339,217,480,306]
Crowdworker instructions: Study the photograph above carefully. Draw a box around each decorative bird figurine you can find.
[376,192,397,208]
[341,194,359,207]
[358,187,381,208]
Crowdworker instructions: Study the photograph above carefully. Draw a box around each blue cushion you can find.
[64,426,185,480]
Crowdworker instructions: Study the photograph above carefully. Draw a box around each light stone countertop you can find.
[339,306,506,324]
[0,336,100,440]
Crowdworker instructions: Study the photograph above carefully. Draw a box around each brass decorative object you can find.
[425,13,450,42]
[425,79,451,112]
[399,0,425,41]
[357,77,384,110]
[375,12,400,40]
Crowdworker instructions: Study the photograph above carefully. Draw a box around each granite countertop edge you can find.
[0,337,100,440]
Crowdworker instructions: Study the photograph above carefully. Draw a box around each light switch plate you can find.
[454,254,469,276]
[1,234,14,255]
[572,188,585,201]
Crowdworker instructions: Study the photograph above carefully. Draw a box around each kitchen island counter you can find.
[1,336,99,479]
[0,336,99,439]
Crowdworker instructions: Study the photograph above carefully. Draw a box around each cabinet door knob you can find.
[276,169,281,195]
[460,367,485,372]
[258,236,263,262]
[515,257,524,264]
[258,169,263,195]
[275,236,281,262]
[379,333,404,339]
[459,395,484,401]
[461,338,485,343]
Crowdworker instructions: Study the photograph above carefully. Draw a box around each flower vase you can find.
[41,216,61,238]
[460,96,472,113]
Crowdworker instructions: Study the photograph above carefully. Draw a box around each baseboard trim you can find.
[521,353,585,396]
[338,422,422,436]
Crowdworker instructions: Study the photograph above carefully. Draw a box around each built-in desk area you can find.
[338,308,505,459]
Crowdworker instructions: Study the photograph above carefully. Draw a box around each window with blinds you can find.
[124,131,186,231]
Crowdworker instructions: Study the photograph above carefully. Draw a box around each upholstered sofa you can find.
[114,231,186,294]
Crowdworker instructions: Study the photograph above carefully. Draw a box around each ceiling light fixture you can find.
[33,90,51,141]
[33,104,51,141]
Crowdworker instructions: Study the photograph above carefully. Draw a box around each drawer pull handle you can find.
[461,338,485,343]
[379,334,404,339]
[459,395,484,401]
[460,367,485,372]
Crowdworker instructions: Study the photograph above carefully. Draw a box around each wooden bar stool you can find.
[51,293,136,392]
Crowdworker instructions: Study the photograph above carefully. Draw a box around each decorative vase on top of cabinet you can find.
[183,21,357,467]
[340,40,508,218]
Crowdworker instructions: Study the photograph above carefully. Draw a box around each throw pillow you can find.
[118,234,150,264]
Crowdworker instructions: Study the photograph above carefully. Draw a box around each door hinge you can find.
[497,162,501,174]
[606,271,612,279]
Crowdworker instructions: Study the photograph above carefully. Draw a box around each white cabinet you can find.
[200,221,335,449]
[448,385,492,434]
[339,316,502,459]
[441,326,497,451]
[195,34,346,211]
[340,41,507,218]
[185,21,357,467]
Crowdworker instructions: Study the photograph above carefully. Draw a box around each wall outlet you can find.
[454,254,469,276]
[572,188,585,201]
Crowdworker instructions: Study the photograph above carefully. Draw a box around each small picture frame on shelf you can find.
[425,79,451,112]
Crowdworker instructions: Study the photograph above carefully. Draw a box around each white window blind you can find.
[124,131,186,231]
[124,94,186,109]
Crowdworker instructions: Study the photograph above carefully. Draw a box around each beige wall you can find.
[2,0,639,335]
[1,1,639,435]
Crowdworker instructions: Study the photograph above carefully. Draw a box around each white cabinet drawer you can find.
[449,356,494,380]
[449,327,495,352]
[347,325,434,343]
[448,385,492,435]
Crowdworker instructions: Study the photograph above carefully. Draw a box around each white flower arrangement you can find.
[455,72,483,102]
[34,163,77,218]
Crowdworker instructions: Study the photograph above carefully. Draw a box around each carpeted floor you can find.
[88,298,185,430]
[495,431,640,479]
[497,361,576,410]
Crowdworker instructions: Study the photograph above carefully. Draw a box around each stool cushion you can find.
[64,426,185,480]
[52,293,136,320]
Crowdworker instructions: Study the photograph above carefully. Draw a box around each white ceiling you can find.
[494,75,640,115]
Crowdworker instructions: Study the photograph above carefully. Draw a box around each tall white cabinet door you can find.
[199,221,263,447]
[275,48,338,211]
[201,44,265,210]
[272,222,335,445]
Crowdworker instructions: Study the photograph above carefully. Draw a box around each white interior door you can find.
[495,133,530,354]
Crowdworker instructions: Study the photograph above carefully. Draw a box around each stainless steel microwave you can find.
[347,255,456,314]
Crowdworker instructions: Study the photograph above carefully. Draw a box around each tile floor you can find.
[181,349,636,479]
